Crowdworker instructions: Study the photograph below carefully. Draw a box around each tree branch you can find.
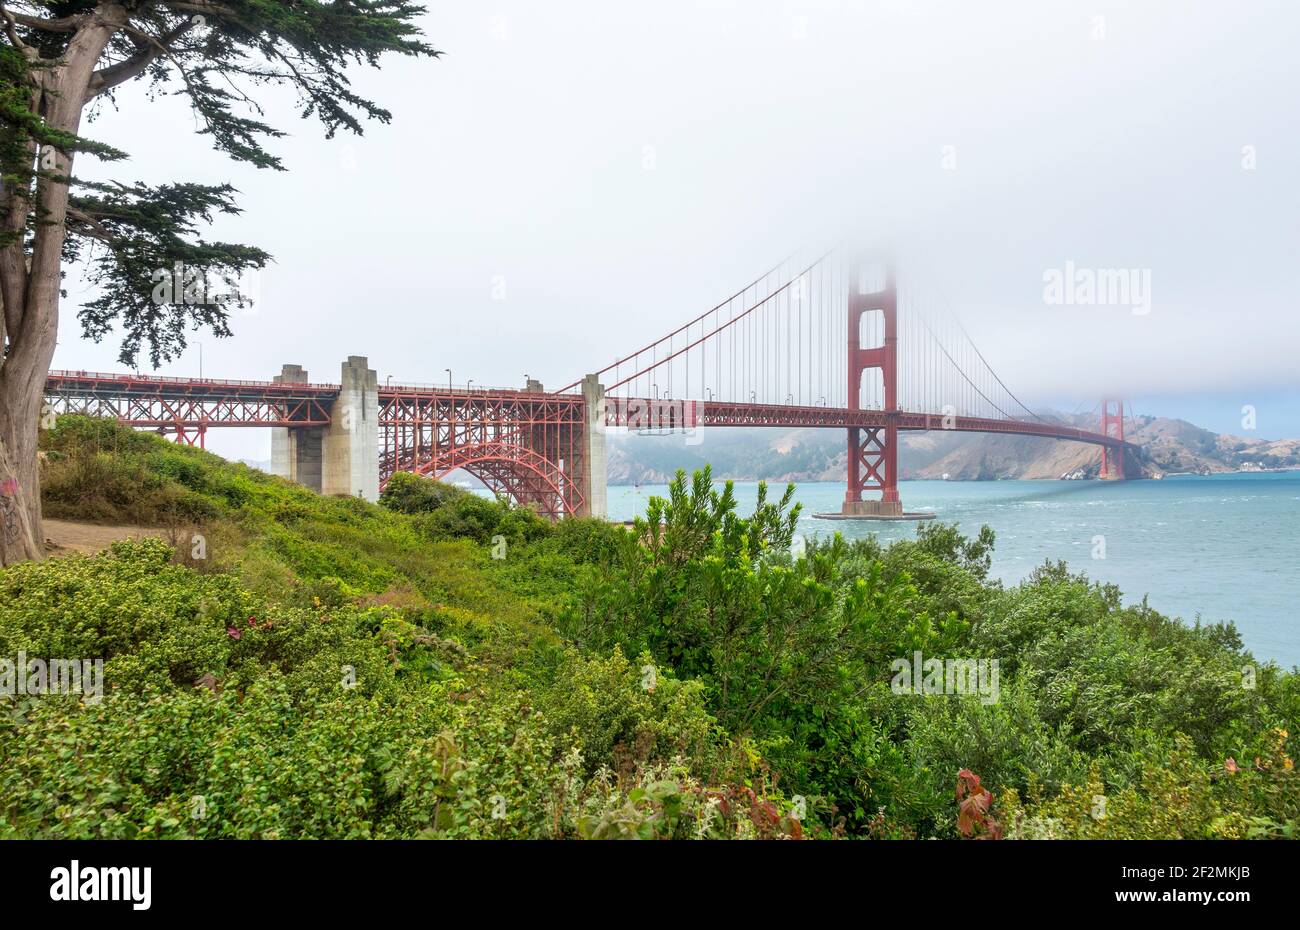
[0,2,37,60]
[86,19,197,99]
[3,7,81,35]
[163,1,259,35]
[65,204,117,243]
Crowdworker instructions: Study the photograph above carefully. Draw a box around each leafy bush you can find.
[903,684,1088,808]
[378,471,469,514]
[535,647,720,777]
[10,420,1298,839]
[1001,732,1298,840]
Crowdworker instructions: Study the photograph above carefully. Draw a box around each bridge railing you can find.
[47,370,340,390]
[380,381,531,394]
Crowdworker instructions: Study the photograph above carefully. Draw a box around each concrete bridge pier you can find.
[579,374,607,519]
[271,364,323,492]
[323,356,380,501]
[271,357,379,501]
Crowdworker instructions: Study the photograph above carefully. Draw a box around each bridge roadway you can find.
[603,396,1124,448]
[44,370,1124,449]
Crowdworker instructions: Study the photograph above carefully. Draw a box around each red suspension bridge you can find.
[44,253,1131,519]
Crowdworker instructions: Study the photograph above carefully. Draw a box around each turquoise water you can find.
[608,472,1300,669]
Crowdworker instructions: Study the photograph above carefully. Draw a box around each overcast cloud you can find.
[54,0,1300,459]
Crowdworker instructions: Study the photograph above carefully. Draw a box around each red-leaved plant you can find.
[955,769,1003,839]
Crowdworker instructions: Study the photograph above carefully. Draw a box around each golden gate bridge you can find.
[43,252,1131,520]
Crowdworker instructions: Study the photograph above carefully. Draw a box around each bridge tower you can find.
[1100,398,1125,479]
[842,261,903,517]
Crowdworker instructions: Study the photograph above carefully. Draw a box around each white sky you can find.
[54,0,1300,459]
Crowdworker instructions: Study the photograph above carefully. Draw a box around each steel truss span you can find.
[44,371,337,447]
[379,389,589,519]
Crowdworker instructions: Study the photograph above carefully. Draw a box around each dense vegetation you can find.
[0,416,1294,839]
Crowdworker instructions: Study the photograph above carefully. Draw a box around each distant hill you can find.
[607,414,1300,485]
[237,423,1300,487]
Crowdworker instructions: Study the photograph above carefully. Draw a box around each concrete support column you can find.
[321,356,379,501]
[271,364,323,492]
[579,374,608,519]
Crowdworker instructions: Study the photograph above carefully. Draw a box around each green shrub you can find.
[1001,732,1298,840]
[414,493,506,543]
[12,422,1299,840]
[40,417,229,525]
[378,471,468,514]
[903,683,1088,806]
[535,647,719,777]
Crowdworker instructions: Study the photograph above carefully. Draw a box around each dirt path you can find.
[43,519,163,556]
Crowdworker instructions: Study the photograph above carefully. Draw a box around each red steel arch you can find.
[378,387,591,518]
[401,440,582,519]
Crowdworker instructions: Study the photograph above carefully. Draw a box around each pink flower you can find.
[1225,757,1238,774]
[247,616,257,626]
[227,627,242,640]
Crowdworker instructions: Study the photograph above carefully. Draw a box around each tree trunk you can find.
[0,373,47,564]
[0,3,128,566]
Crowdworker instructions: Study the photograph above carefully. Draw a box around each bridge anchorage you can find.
[43,252,1131,519]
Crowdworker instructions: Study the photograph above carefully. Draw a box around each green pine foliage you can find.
[3,1,439,366]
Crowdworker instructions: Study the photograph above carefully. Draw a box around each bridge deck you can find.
[44,370,1124,448]
[605,397,1125,448]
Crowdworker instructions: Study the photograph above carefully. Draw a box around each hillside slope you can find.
[0,415,1292,841]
